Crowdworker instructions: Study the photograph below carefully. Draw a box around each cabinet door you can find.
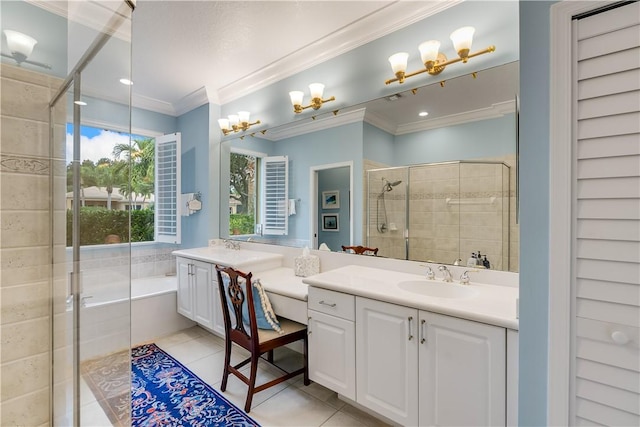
[419,311,506,426]
[176,257,193,319]
[192,260,214,330]
[356,297,419,426]
[308,310,356,400]
[211,279,226,337]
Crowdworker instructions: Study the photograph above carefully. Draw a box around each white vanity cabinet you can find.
[355,296,506,427]
[419,311,506,426]
[176,257,215,331]
[356,297,419,426]
[307,288,356,400]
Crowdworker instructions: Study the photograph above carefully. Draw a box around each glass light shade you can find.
[4,30,37,58]
[218,118,230,130]
[418,40,441,64]
[228,115,239,127]
[450,26,475,53]
[289,91,304,106]
[309,83,325,100]
[388,52,409,74]
[238,111,250,123]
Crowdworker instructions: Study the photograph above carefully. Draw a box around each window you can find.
[229,151,288,237]
[65,124,181,245]
[155,133,181,244]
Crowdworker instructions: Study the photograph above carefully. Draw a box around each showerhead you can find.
[382,178,402,192]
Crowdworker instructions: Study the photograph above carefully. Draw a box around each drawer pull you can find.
[408,316,414,341]
[611,330,629,345]
[319,300,337,308]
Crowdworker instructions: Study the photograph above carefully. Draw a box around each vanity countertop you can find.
[303,265,519,330]
[173,246,283,272]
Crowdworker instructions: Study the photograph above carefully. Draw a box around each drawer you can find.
[308,287,355,321]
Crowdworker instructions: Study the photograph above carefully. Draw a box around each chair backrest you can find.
[341,245,378,256]
[215,265,258,346]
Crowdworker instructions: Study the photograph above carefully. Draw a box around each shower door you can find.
[51,1,134,425]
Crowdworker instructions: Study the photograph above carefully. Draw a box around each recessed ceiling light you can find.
[119,78,133,85]
[74,101,87,106]
[419,111,429,117]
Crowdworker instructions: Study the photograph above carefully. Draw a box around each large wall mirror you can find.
[224,61,519,272]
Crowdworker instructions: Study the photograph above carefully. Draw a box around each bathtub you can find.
[79,275,195,359]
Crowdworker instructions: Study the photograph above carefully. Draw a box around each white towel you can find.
[288,199,296,216]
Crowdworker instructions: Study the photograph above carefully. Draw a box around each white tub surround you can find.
[303,264,518,330]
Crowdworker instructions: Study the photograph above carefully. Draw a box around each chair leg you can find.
[220,339,232,392]
[303,334,310,386]
[244,353,259,413]
[267,349,274,363]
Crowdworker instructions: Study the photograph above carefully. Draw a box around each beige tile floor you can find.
[81,326,393,427]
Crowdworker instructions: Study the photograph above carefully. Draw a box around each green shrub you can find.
[229,214,255,235]
[66,207,154,246]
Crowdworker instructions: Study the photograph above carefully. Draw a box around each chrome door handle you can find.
[420,319,426,344]
[408,316,413,341]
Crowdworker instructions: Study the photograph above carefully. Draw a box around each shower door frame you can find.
[49,1,135,424]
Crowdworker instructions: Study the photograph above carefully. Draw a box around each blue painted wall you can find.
[363,123,395,165]
[393,113,516,165]
[318,167,351,251]
[177,104,211,249]
[518,1,556,425]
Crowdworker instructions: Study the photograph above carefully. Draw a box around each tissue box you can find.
[294,255,320,277]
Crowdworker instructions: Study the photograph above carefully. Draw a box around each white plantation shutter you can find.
[261,155,288,235]
[155,132,181,243]
[571,4,640,425]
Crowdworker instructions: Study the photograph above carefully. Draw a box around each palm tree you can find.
[113,137,155,204]
[96,159,126,209]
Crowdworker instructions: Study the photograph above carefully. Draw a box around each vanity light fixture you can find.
[218,111,261,135]
[1,30,51,69]
[385,26,495,85]
[289,83,336,114]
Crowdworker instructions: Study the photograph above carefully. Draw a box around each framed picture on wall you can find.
[322,190,340,209]
[322,214,339,231]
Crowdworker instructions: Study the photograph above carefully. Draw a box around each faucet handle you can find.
[426,266,435,280]
[460,270,471,285]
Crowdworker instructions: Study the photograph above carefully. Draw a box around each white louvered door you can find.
[571,3,640,425]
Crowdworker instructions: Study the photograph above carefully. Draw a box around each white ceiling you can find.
[4,1,517,125]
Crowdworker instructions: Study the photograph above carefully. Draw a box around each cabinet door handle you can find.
[319,300,336,308]
[420,319,426,344]
[408,316,414,341]
[307,316,312,334]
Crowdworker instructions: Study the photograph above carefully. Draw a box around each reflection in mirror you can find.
[226,61,519,272]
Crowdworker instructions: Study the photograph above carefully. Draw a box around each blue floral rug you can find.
[131,343,259,427]
[82,343,259,426]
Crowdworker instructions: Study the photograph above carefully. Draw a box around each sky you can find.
[65,124,146,164]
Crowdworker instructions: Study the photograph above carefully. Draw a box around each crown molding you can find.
[27,0,132,42]
[216,0,462,105]
[363,109,397,135]
[131,92,176,116]
[173,86,210,116]
[260,108,366,141]
[395,99,516,135]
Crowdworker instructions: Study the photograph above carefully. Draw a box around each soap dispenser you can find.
[467,252,477,267]
[483,255,491,269]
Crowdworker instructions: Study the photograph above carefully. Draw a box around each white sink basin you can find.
[398,280,479,299]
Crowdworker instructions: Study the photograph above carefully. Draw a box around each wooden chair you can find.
[341,245,379,256]
[214,265,309,413]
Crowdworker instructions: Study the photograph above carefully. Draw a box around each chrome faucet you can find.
[460,270,471,285]
[425,266,435,280]
[223,239,240,250]
[439,265,453,283]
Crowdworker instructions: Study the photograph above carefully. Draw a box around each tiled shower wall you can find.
[1,64,64,426]
[365,155,520,272]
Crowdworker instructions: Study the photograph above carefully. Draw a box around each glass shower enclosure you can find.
[367,161,511,271]
[49,2,134,425]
